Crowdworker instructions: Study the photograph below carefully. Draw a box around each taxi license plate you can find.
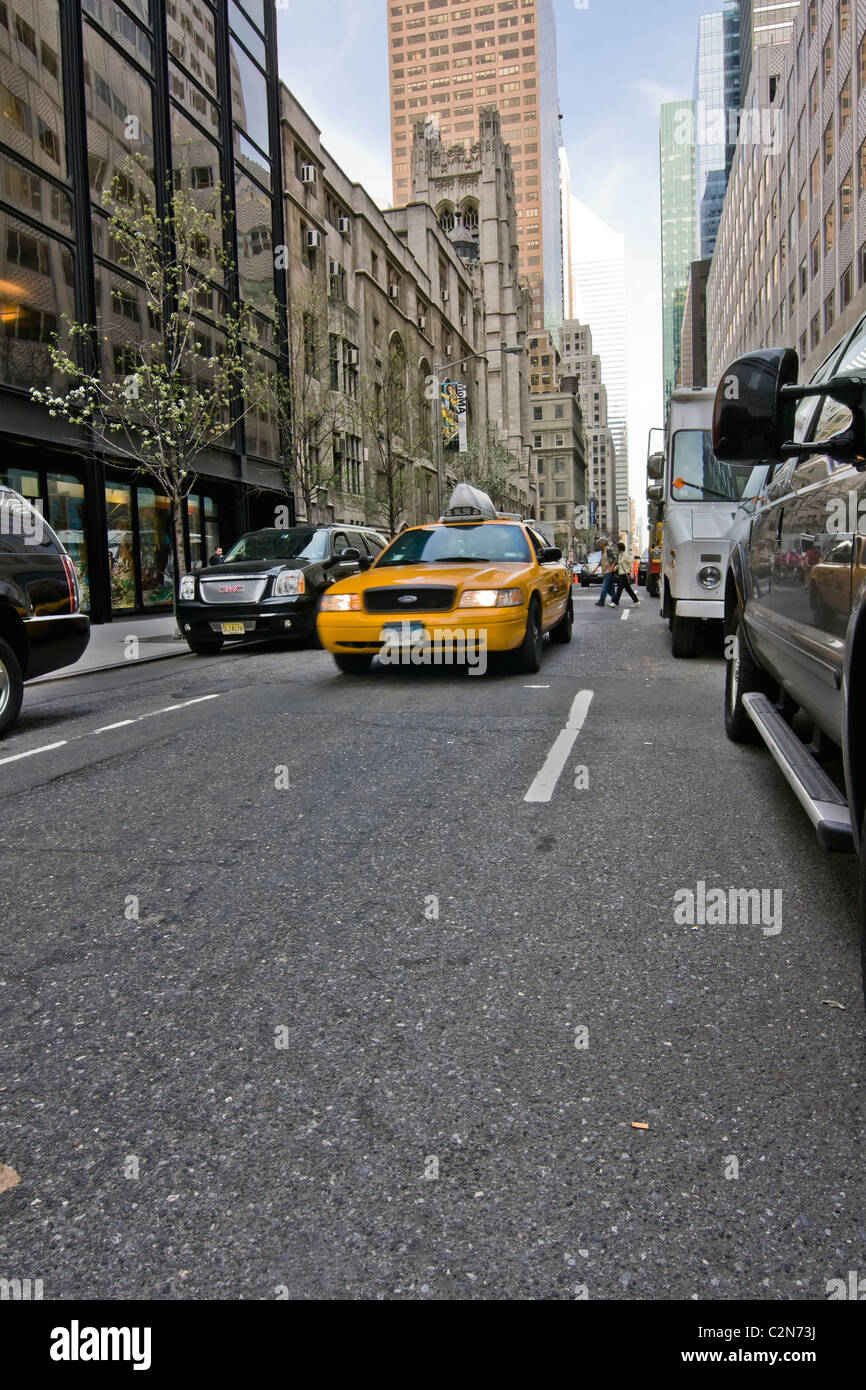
[382,620,426,642]
[220,621,246,636]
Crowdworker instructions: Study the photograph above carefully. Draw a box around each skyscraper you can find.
[386,0,562,335]
[693,7,740,259]
[737,0,799,96]
[660,100,697,409]
[568,200,628,533]
[558,319,618,537]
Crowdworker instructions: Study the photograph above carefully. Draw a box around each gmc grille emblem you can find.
[219,585,243,594]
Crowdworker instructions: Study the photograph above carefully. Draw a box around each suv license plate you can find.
[220,621,246,636]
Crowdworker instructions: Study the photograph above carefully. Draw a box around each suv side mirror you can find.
[712,347,799,461]
[647,450,665,480]
[336,546,361,563]
[540,546,562,562]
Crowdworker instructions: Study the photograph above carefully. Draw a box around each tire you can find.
[0,637,24,738]
[580,575,590,588]
[513,598,543,674]
[724,612,763,743]
[549,594,573,645]
[670,608,699,658]
[186,637,224,656]
[648,574,659,598]
[334,653,373,674]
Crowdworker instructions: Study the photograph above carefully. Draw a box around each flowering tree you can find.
[31,161,264,589]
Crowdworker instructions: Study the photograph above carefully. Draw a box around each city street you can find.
[2,591,864,1301]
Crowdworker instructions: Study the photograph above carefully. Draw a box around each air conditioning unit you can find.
[329,258,341,277]
[389,284,399,299]
[460,314,468,326]
[306,229,322,250]
[440,289,449,302]
[338,216,351,233]
[300,163,317,184]
[418,314,426,330]
[347,348,359,366]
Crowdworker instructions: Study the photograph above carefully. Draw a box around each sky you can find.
[276,0,718,531]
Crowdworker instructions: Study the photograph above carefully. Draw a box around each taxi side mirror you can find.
[540,546,562,562]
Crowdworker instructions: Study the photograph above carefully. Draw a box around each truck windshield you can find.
[670,430,758,503]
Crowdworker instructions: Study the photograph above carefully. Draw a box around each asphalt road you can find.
[1,589,864,1301]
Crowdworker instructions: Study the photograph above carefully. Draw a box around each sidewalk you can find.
[28,613,189,683]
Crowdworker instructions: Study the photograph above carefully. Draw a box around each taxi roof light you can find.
[440,483,498,522]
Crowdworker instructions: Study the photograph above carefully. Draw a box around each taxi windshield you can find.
[223,529,329,562]
[377,522,532,566]
[671,430,759,503]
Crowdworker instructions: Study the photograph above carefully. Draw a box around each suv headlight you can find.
[320,593,362,611]
[698,565,722,589]
[180,574,196,600]
[458,587,524,608]
[273,568,305,597]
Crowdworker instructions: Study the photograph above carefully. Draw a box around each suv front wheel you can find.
[0,637,24,738]
[724,613,763,743]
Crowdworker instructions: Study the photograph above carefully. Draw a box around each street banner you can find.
[454,380,468,451]
[441,381,460,453]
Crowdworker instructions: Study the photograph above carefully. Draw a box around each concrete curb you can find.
[27,647,190,686]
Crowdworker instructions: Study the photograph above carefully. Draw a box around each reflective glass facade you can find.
[693,7,741,260]
[0,1,287,621]
[660,100,697,409]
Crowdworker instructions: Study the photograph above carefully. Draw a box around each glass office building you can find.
[660,99,697,409]
[0,0,286,621]
[693,6,741,259]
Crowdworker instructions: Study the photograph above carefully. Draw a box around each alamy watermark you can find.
[674,104,783,155]
[674,879,782,936]
[378,622,488,675]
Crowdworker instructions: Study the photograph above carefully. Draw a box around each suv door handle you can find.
[774,509,784,552]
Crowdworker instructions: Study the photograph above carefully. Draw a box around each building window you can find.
[811,311,820,350]
[824,291,834,333]
[825,204,836,256]
[811,231,820,276]
[824,118,834,170]
[841,169,853,225]
[841,263,853,311]
[533,406,542,419]
[840,75,851,133]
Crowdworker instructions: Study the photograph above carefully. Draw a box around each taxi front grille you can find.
[363,585,456,614]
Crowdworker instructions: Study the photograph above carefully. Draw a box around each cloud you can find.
[632,78,680,113]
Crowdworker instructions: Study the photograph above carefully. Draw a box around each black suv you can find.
[713,314,866,1008]
[177,524,388,654]
[0,486,90,737]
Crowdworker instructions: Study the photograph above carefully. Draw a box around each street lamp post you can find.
[431,344,524,515]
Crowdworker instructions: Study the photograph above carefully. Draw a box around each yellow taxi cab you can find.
[316,484,573,675]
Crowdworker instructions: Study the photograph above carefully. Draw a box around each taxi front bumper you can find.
[317,605,529,654]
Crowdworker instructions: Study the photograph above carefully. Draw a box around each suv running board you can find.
[742,693,854,853]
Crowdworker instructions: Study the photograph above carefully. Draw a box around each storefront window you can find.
[105,481,135,608]
[0,467,39,499]
[47,474,89,611]
[204,496,219,562]
[137,486,173,606]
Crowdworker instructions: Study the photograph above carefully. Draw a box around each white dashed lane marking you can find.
[524,689,594,804]
[1,695,222,768]
[0,740,68,767]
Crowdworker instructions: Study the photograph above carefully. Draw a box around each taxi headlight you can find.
[180,574,196,600]
[273,568,305,597]
[698,565,722,589]
[320,593,362,612]
[458,587,524,608]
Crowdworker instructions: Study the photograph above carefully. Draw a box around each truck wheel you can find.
[648,574,659,598]
[513,597,543,673]
[549,595,573,644]
[724,613,762,743]
[670,608,699,658]
[0,637,24,738]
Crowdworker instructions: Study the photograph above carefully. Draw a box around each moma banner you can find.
[441,381,468,452]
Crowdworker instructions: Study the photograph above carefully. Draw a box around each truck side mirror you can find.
[712,347,799,462]
[647,482,663,502]
[647,451,665,480]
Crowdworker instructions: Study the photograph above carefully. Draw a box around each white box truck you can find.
[648,388,768,658]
